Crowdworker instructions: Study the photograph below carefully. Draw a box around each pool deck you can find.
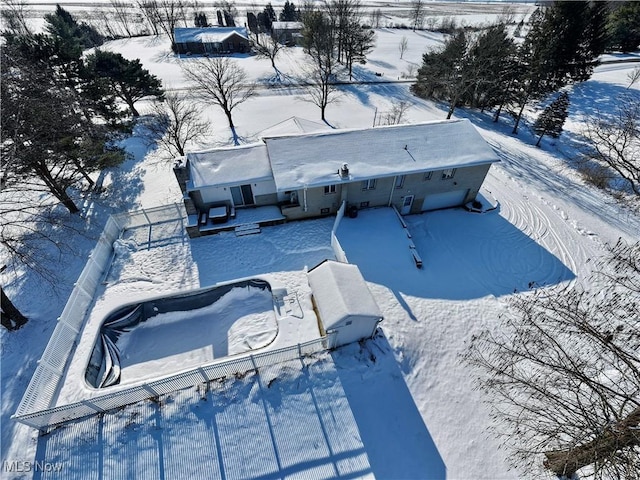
[53,216,328,409]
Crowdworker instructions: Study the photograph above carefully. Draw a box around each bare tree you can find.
[1,0,30,35]
[181,57,255,145]
[253,32,286,81]
[110,0,135,37]
[399,36,408,59]
[466,239,640,479]
[300,59,340,122]
[583,95,640,196]
[381,101,410,126]
[137,0,161,35]
[156,0,186,50]
[369,8,382,29]
[627,66,640,89]
[143,91,210,158]
[300,7,339,121]
[409,0,425,32]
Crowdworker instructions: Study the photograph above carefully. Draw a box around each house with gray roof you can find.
[173,119,500,237]
[174,27,251,55]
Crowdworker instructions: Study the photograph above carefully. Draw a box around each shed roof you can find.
[308,261,382,331]
[264,119,500,192]
[174,27,249,44]
[188,143,273,189]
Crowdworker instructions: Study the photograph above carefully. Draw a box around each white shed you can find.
[308,260,383,348]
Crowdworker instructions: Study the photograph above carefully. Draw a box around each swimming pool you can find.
[85,279,277,388]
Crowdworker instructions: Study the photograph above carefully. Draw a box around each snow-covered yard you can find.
[2,4,640,479]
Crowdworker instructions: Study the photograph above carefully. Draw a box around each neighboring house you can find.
[174,27,251,55]
[270,21,303,45]
[174,119,500,237]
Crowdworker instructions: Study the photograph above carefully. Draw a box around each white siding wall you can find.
[198,179,277,204]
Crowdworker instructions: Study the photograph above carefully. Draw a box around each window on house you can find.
[361,179,376,190]
[324,184,336,194]
[424,171,433,181]
[394,175,405,189]
[360,201,370,208]
[442,168,456,179]
[321,208,330,214]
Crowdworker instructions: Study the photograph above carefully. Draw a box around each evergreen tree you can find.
[194,12,208,28]
[533,92,570,147]
[223,10,235,27]
[280,1,299,22]
[44,4,103,49]
[607,2,640,53]
[261,3,276,31]
[247,12,259,35]
[463,24,517,111]
[509,2,607,133]
[412,29,471,119]
[1,43,125,213]
[84,50,164,117]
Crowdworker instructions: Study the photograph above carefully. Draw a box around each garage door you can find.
[421,189,469,211]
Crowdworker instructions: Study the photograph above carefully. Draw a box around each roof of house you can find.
[174,27,249,44]
[307,260,382,331]
[188,143,272,189]
[263,119,500,192]
[257,116,331,138]
[271,21,303,30]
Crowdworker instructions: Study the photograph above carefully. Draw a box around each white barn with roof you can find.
[173,119,500,236]
[308,260,383,348]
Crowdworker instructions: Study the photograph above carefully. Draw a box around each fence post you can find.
[142,384,159,397]
[81,399,104,413]
[197,367,209,382]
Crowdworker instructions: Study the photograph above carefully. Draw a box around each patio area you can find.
[187,205,286,236]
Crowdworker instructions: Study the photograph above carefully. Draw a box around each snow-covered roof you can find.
[271,22,303,30]
[264,119,500,192]
[308,260,382,331]
[257,116,331,138]
[174,27,249,44]
[188,143,272,189]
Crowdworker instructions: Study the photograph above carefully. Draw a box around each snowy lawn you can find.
[2,10,640,480]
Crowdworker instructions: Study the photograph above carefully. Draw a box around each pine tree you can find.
[84,50,164,117]
[247,12,259,35]
[509,3,606,134]
[280,1,299,22]
[44,4,103,49]
[412,29,471,119]
[607,2,640,53]
[533,92,570,147]
[261,3,276,31]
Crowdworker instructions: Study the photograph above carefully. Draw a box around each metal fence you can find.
[14,333,337,431]
[13,203,338,431]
